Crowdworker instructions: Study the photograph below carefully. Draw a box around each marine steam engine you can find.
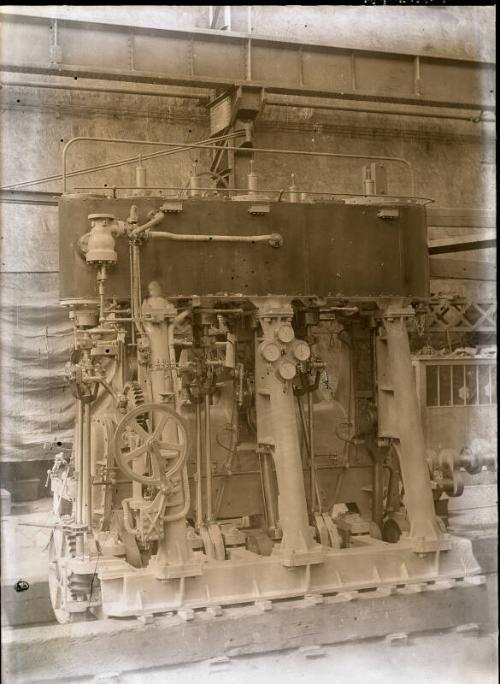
[47,145,481,622]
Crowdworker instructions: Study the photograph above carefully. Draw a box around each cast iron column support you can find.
[253,297,324,567]
[380,301,450,553]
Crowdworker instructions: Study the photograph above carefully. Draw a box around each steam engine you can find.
[47,166,480,622]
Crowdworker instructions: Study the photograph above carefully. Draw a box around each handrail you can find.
[1,130,244,191]
[62,136,415,195]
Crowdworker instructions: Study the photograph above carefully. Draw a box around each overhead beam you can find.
[0,13,495,110]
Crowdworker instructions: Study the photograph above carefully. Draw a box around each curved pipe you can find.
[130,211,168,238]
[62,136,415,195]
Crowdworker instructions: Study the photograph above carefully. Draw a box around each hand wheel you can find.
[113,403,189,486]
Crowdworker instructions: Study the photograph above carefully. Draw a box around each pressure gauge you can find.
[276,324,295,344]
[261,342,281,363]
[278,360,297,381]
[292,340,311,362]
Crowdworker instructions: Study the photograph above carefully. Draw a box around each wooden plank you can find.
[430,257,496,281]
[428,231,496,254]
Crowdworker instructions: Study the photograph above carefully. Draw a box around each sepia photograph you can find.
[0,4,497,683]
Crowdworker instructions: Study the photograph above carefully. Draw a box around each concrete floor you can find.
[81,630,498,684]
[1,484,497,683]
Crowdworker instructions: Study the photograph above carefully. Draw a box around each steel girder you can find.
[0,12,495,111]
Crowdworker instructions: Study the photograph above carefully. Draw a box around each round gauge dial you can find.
[261,342,281,363]
[276,324,295,344]
[278,360,297,380]
[292,340,311,361]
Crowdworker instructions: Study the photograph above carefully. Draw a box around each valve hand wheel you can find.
[113,403,189,486]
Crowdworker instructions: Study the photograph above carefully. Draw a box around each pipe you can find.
[204,393,213,522]
[372,459,385,531]
[97,264,107,323]
[195,403,203,529]
[4,81,490,122]
[308,391,318,513]
[0,130,244,191]
[130,210,168,238]
[263,97,489,123]
[62,136,416,195]
[2,79,209,101]
[72,185,432,204]
[148,230,283,246]
[82,402,92,528]
[76,400,84,525]
[297,395,322,513]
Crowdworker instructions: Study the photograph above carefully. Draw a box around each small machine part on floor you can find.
[42,139,486,625]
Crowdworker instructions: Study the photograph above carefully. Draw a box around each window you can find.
[425,362,497,407]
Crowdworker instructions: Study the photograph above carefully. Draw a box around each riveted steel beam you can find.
[0,13,495,110]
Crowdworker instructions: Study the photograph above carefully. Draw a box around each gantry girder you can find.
[0,12,495,111]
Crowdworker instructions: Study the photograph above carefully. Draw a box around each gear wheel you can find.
[122,381,148,427]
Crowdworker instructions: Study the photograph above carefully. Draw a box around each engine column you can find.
[379,301,450,553]
[141,285,200,578]
[253,298,323,567]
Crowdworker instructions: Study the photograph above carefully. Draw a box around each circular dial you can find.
[278,360,297,380]
[261,342,281,363]
[292,340,311,361]
[276,324,295,344]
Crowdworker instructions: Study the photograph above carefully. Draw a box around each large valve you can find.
[113,403,189,486]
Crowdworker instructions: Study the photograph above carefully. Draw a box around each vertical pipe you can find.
[97,264,107,323]
[372,459,384,531]
[76,400,84,525]
[128,244,136,346]
[132,244,142,317]
[195,402,203,528]
[135,160,146,189]
[205,393,213,522]
[188,161,201,198]
[289,173,298,203]
[307,392,317,512]
[363,165,375,195]
[82,403,92,529]
[247,160,258,198]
